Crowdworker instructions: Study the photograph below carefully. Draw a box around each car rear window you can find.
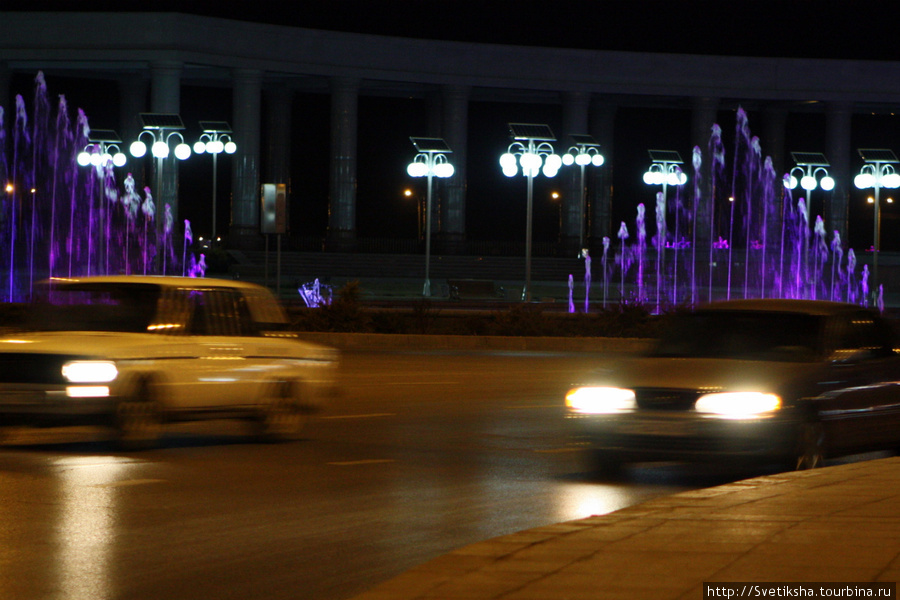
[650,310,822,362]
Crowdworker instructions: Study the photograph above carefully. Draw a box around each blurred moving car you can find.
[566,299,900,474]
[0,276,339,448]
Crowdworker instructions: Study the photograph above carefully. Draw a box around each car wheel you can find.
[793,420,825,470]
[114,382,162,450]
[254,381,308,442]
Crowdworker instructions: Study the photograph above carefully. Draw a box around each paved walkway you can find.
[351,457,900,600]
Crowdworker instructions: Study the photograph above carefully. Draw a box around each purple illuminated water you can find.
[1,73,197,302]
[601,107,881,311]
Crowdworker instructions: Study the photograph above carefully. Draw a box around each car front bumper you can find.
[566,410,800,463]
[0,384,118,426]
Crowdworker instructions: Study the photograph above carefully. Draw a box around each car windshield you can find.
[650,310,823,362]
[27,283,161,333]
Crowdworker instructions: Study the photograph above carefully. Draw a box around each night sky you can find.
[7,2,900,250]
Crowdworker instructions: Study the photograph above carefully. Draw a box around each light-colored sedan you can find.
[566,299,900,475]
[0,276,339,448]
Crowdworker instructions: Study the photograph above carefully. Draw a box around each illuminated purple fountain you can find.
[598,107,880,311]
[1,73,196,302]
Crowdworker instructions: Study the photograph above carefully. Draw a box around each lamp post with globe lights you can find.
[854,149,900,285]
[561,134,604,249]
[76,130,127,278]
[642,150,686,310]
[129,114,192,225]
[500,124,562,302]
[785,152,834,298]
[407,137,454,297]
[193,121,236,242]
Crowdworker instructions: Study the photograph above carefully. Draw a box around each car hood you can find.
[0,331,189,359]
[590,355,819,394]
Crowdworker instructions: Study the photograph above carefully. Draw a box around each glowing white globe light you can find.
[76,151,91,167]
[433,162,454,178]
[677,171,687,185]
[562,154,575,166]
[224,141,237,154]
[90,153,103,167]
[130,140,147,158]
[542,164,559,178]
[208,140,224,154]
[174,143,191,160]
[575,153,591,166]
[883,173,900,188]
[591,154,605,167]
[820,176,835,191]
[520,152,541,171]
[193,141,207,154]
[666,172,681,186]
[787,175,798,189]
[407,162,428,177]
[544,154,562,171]
[855,173,875,189]
[151,141,169,158]
[800,175,817,191]
[499,153,517,170]
[502,165,518,177]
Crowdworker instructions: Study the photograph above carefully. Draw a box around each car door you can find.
[817,310,900,453]
[180,288,253,411]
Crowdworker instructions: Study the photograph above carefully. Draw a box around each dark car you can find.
[565,299,900,474]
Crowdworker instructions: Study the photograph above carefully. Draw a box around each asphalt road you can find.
[0,349,758,600]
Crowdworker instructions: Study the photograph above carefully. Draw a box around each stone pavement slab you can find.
[351,457,900,600]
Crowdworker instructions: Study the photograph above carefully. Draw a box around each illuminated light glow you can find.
[66,386,110,398]
[224,141,237,154]
[800,175,817,191]
[433,162,454,178]
[575,153,591,166]
[820,176,835,191]
[882,172,900,188]
[112,153,127,167]
[193,141,207,154]
[76,152,92,167]
[407,161,428,178]
[129,140,147,158]
[174,143,191,160]
[855,172,875,189]
[694,392,782,419]
[591,154,605,167]
[1,339,32,344]
[151,140,169,158]
[146,323,183,331]
[61,361,118,383]
[562,153,575,166]
[565,386,637,414]
[499,153,517,170]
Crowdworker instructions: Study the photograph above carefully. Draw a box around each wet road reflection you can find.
[0,349,817,600]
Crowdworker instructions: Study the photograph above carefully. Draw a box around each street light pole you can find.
[408,137,454,297]
[642,150,686,310]
[561,135,604,249]
[785,152,834,300]
[855,149,900,290]
[194,122,236,242]
[500,123,561,302]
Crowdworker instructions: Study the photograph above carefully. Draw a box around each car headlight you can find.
[61,360,118,383]
[566,387,636,414]
[694,392,781,419]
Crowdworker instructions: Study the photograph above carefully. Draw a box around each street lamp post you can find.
[501,123,561,302]
[129,114,192,273]
[785,152,834,299]
[854,149,900,287]
[193,121,236,242]
[642,150,686,310]
[561,134,604,249]
[76,129,127,278]
[407,137,454,297]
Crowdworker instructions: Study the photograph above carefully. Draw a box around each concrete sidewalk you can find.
[351,457,900,600]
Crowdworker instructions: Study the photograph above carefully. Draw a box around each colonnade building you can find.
[3,11,900,258]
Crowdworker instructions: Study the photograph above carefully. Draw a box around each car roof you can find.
[696,298,871,317]
[43,275,271,293]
